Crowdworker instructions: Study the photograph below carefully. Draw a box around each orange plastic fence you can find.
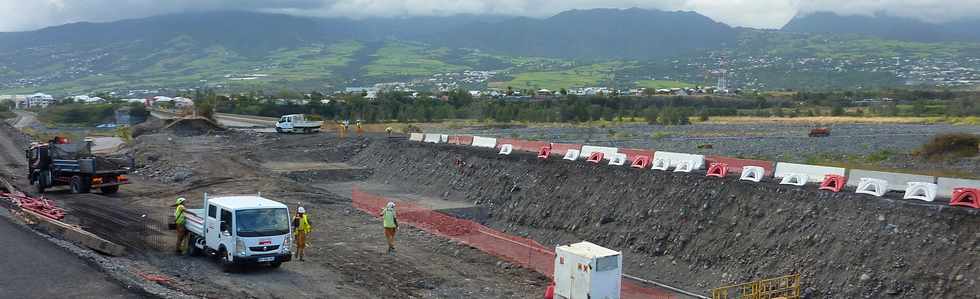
[352,187,674,299]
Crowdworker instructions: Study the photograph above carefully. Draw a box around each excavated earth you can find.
[0,123,550,298]
[351,141,980,299]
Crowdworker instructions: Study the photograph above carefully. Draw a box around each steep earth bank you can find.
[352,141,980,298]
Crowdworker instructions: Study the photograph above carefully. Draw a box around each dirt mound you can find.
[352,141,980,298]
[131,117,165,137]
[162,118,224,137]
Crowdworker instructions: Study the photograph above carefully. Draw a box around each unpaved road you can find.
[0,119,549,298]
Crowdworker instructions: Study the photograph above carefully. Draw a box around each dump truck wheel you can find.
[100,185,119,194]
[70,175,91,194]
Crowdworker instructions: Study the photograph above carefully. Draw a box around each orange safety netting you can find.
[352,186,675,299]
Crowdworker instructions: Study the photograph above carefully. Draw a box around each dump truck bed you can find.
[184,208,206,236]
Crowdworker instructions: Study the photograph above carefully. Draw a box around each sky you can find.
[0,0,978,32]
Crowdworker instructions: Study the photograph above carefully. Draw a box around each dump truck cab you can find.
[183,194,292,270]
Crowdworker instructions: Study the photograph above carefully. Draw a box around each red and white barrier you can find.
[499,144,513,155]
[409,133,424,142]
[423,134,442,143]
[706,156,775,178]
[580,146,618,161]
[608,153,627,166]
[774,162,845,183]
[780,174,809,186]
[563,149,581,161]
[653,151,705,170]
[740,166,765,182]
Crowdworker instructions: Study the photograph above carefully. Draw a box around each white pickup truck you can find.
[183,193,293,270]
[275,114,322,133]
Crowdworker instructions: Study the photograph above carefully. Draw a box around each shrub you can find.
[918,133,979,160]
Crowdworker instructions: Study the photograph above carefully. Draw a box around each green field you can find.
[635,80,694,89]
[490,62,625,90]
[362,41,467,77]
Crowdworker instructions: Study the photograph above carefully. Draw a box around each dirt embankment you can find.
[352,141,980,298]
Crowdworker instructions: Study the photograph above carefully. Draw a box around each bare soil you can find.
[351,141,980,299]
[0,123,549,298]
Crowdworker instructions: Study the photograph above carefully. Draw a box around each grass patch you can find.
[635,80,694,89]
[917,133,979,160]
[705,116,939,125]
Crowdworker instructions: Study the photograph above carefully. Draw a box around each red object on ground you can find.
[706,163,728,178]
[819,175,847,193]
[631,155,651,169]
[619,148,655,162]
[809,128,831,137]
[351,187,674,299]
[705,156,776,178]
[548,143,583,157]
[1,192,66,220]
[544,284,555,299]
[586,152,604,164]
[448,135,474,145]
[538,146,551,159]
[951,188,980,209]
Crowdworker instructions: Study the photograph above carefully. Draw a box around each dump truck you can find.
[181,193,292,271]
[27,138,131,194]
[275,114,322,133]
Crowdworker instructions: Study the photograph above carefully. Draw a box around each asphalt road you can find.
[0,214,139,298]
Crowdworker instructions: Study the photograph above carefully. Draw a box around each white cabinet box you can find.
[554,241,622,299]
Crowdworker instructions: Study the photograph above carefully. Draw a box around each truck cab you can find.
[183,194,292,270]
[275,114,321,134]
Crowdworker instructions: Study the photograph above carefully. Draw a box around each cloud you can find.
[0,0,978,32]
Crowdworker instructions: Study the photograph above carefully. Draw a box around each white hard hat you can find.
[175,197,186,204]
[386,202,395,208]
[297,207,306,214]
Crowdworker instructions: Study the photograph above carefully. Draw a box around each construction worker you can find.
[292,207,312,261]
[379,201,398,254]
[355,120,363,135]
[385,126,393,138]
[173,197,187,254]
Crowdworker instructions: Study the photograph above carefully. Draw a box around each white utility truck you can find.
[275,114,322,133]
[553,241,623,299]
[183,193,293,270]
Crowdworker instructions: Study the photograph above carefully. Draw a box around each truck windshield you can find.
[236,208,289,237]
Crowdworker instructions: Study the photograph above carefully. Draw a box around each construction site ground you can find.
[0,120,548,298]
[3,115,979,298]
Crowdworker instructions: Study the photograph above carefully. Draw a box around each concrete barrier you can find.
[856,178,888,197]
[846,169,935,192]
[423,134,442,143]
[937,177,980,198]
[409,133,424,142]
[705,156,776,178]
[774,163,846,183]
[563,149,580,161]
[904,182,938,202]
[608,153,627,166]
[471,136,497,148]
[499,144,513,155]
[549,143,583,157]
[653,151,705,170]
[580,146,618,160]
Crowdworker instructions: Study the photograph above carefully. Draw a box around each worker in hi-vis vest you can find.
[174,197,188,254]
[292,207,312,261]
[379,201,398,254]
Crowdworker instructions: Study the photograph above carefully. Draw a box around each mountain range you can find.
[0,9,978,94]
[783,12,980,43]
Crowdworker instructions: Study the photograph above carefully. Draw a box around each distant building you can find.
[21,93,54,108]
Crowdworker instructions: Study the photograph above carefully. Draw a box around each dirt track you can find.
[0,121,548,298]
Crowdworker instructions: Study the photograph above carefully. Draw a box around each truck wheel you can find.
[276,128,283,133]
[100,185,119,194]
[70,175,91,194]
[186,235,202,257]
[219,248,235,272]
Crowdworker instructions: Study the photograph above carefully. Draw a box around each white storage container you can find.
[554,241,622,299]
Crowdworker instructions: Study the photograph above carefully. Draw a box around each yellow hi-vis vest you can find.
[297,214,312,234]
[174,205,186,225]
[382,207,396,228]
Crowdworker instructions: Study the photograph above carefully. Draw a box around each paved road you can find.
[0,214,138,298]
